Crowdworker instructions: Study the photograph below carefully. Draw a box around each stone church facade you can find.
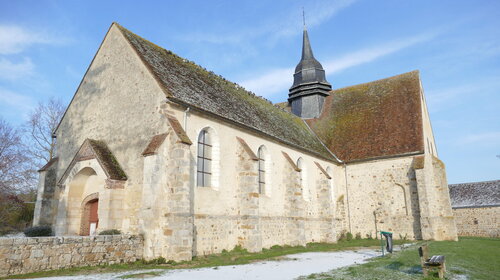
[33,23,457,261]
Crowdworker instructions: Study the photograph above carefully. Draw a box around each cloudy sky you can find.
[0,0,499,183]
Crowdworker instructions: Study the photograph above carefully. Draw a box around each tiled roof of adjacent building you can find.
[449,180,500,208]
[116,23,335,161]
[306,71,424,162]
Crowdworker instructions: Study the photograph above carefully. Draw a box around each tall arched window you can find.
[297,158,309,201]
[197,129,212,187]
[258,146,266,194]
[326,166,334,201]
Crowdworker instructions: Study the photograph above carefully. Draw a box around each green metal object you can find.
[380,231,392,256]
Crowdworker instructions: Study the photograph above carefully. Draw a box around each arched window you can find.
[326,166,334,201]
[258,146,266,194]
[197,129,212,187]
[297,158,309,201]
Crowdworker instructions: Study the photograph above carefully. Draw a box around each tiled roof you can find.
[38,157,58,172]
[58,139,127,184]
[115,23,335,161]
[142,133,168,156]
[86,139,127,181]
[449,180,500,208]
[307,71,424,162]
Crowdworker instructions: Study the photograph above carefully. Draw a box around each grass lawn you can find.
[5,238,407,279]
[300,237,500,280]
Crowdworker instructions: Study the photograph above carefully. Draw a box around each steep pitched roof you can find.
[142,133,168,156]
[115,23,335,161]
[59,139,127,184]
[307,71,424,162]
[449,180,500,208]
[38,157,58,172]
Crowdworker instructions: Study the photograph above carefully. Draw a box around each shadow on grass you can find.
[385,261,423,276]
[386,261,404,270]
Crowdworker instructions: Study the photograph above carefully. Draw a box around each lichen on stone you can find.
[308,71,424,162]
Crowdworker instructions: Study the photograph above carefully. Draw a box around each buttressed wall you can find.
[34,23,458,264]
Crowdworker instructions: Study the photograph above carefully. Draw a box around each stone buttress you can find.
[282,152,306,246]
[235,137,262,252]
[414,154,458,240]
[141,108,194,261]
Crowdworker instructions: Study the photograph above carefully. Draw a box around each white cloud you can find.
[457,132,500,146]
[240,68,293,96]
[0,88,35,115]
[0,25,66,54]
[0,57,35,80]
[324,33,436,75]
[180,0,356,45]
[240,32,437,97]
[273,0,357,39]
[426,79,500,112]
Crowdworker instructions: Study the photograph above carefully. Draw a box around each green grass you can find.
[4,238,409,279]
[300,237,500,280]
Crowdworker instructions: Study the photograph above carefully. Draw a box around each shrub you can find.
[346,232,353,241]
[141,257,167,265]
[231,245,248,254]
[355,232,362,240]
[24,225,52,237]
[98,229,121,235]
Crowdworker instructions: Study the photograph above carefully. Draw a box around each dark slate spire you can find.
[288,28,332,119]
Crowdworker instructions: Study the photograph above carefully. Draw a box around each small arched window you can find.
[197,129,212,187]
[258,146,266,194]
[297,158,309,200]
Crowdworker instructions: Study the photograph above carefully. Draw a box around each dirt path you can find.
[29,249,381,280]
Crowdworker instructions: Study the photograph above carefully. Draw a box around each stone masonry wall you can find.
[415,155,457,241]
[236,141,261,252]
[452,206,500,237]
[0,235,143,277]
[345,156,422,240]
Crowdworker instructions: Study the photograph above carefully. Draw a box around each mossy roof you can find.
[307,71,424,162]
[449,180,500,207]
[115,24,334,161]
[86,139,127,180]
[58,139,127,184]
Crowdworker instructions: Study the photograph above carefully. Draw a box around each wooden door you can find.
[88,199,99,235]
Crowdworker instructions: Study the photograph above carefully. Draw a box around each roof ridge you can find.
[115,23,280,109]
[330,70,420,92]
[449,179,500,186]
[115,23,335,161]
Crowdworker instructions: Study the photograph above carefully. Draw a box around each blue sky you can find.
[0,0,499,184]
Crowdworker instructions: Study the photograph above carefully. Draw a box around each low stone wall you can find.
[0,235,143,277]
[452,206,500,237]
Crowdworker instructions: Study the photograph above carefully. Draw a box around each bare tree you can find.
[0,119,37,234]
[24,97,65,165]
[0,118,34,195]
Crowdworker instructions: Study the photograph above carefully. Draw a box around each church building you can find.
[34,23,457,261]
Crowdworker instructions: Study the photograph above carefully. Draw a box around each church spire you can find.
[301,29,315,60]
[288,25,332,119]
